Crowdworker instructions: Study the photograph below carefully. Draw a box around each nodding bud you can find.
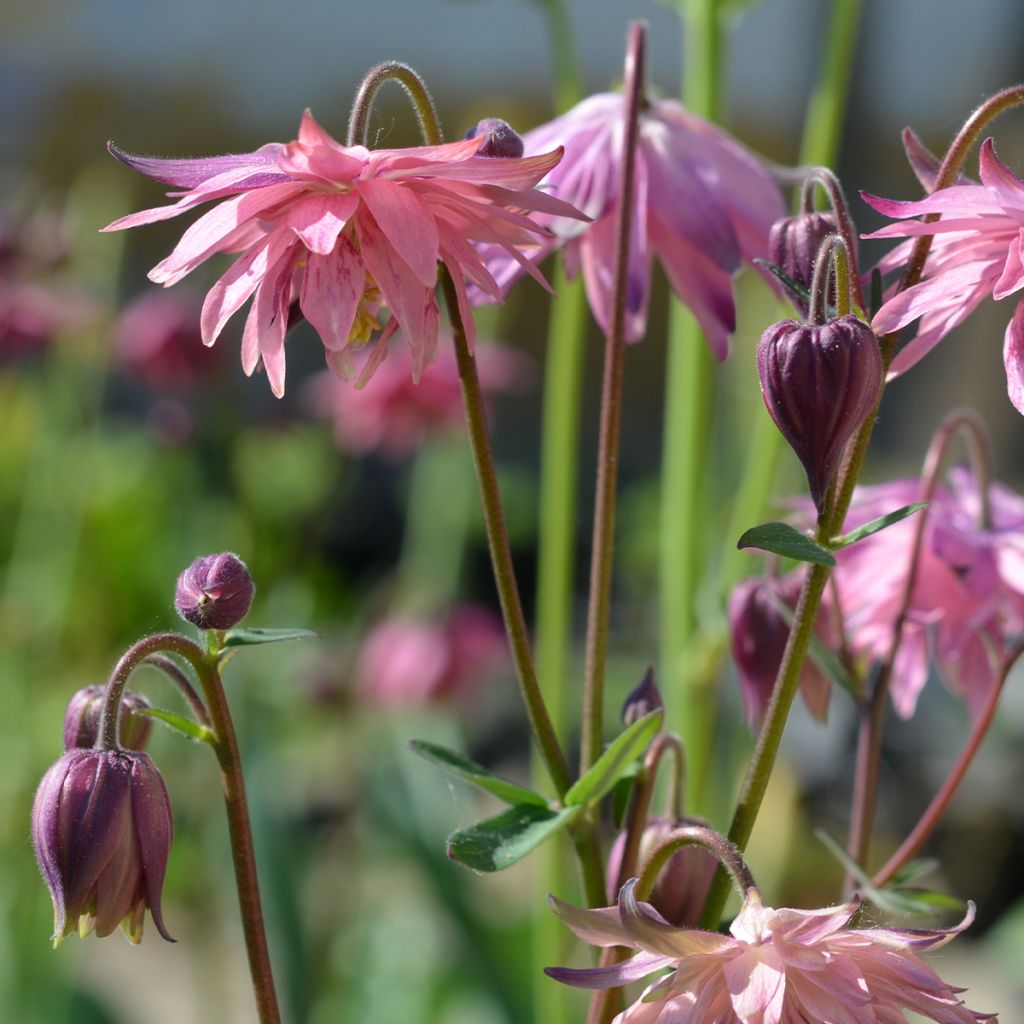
[63,684,152,752]
[757,315,882,512]
[464,118,524,159]
[727,576,831,726]
[606,816,717,928]
[621,667,663,726]
[32,748,174,945]
[174,552,254,630]
[768,211,838,316]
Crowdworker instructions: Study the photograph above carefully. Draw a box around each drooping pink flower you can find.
[103,111,583,396]
[305,334,528,458]
[864,138,1024,412]
[353,605,507,709]
[827,469,1024,719]
[547,880,993,1023]
[475,93,784,354]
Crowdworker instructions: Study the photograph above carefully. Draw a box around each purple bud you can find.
[768,212,838,317]
[621,667,663,726]
[464,118,524,159]
[757,315,882,512]
[606,816,717,928]
[175,552,254,630]
[32,748,173,944]
[727,575,831,726]
[63,684,152,752]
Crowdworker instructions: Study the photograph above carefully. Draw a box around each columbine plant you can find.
[37,11,1024,1024]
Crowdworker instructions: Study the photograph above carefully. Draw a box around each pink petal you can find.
[354,317,401,388]
[871,260,991,334]
[547,893,632,947]
[286,192,358,254]
[860,185,1004,220]
[724,945,786,1024]
[978,138,1024,217]
[299,236,365,351]
[992,228,1024,300]
[1003,300,1024,413]
[358,178,440,287]
[277,109,367,184]
[107,140,288,190]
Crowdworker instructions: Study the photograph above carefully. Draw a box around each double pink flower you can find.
[104,111,583,396]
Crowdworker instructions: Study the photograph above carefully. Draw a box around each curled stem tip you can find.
[347,61,443,148]
[808,234,853,323]
[637,825,756,903]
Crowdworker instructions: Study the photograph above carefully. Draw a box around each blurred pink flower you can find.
[864,138,1024,411]
[103,110,584,396]
[829,469,1024,719]
[306,335,528,458]
[116,289,220,389]
[353,605,507,709]
[476,93,783,354]
[547,880,992,1023]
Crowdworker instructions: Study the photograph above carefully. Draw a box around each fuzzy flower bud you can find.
[175,552,254,630]
[768,211,838,316]
[757,315,882,512]
[621,667,663,726]
[63,684,152,752]
[464,118,524,159]
[606,816,717,928]
[32,748,174,945]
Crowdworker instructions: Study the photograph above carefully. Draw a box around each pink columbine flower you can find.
[547,879,993,1023]
[305,334,528,458]
[353,605,507,709]
[827,469,1024,719]
[864,138,1024,412]
[103,111,583,396]
[475,93,784,354]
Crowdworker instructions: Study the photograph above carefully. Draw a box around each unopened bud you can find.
[63,684,152,751]
[757,315,882,512]
[32,748,173,945]
[621,667,663,726]
[175,552,254,630]
[768,211,838,316]
[465,118,524,159]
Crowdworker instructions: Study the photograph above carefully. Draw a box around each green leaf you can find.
[832,503,929,549]
[447,804,579,872]
[564,709,663,808]
[222,627,319,648]
[137,707,215,745]
[408,740,548,807]
[737,522,836,567]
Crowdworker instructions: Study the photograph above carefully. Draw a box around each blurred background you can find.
[3,0,1024,1021]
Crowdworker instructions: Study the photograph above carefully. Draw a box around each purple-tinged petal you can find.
[544,951,670,990]
[903,129,947,192]
[992,228,1024,300]
[354,317,401,388]
[299,236,365,352]
[107,141,288,190]
[857,901,976,954]
[1003,302,1024,413]
[978,138,1024,218]
[548,893,633,947]
[871,261,991,334]
[860,186,1004,220]
[255,249,298,398]
[358,178,440,287]
[619,880,736,958]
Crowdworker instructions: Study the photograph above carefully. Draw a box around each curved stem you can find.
[898,84,1024,295]
[808,234,852,324]
[637,825,756,902]
[800,168,865,312]
[580,22,646,775]
[845,409,995,874]
[346,61,442,147]
[872,644,1024,888]
[441,270,572,796]
[142,653,212,727]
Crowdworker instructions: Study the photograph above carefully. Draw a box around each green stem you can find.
[637,825,755,901]
[142,653,212,727]
[441,270,573,796]
[580,22,646,775]
[98,633,282,1024]
[346,61,442,147]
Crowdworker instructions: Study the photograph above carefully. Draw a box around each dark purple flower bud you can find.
[768,211,838,317]
[757,315,882,512]
[621,666,663,726]
[727,575,831,726]
[32,748,173,945]
[606,816,717,928]
[464,118,524,159]
[175,552,254,630]
[63,684,152,752]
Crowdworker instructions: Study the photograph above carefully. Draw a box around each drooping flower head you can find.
[547,879,994,1023]
[63,684,153,752]
[103,111,583,396]
[865,137,1024,412]
[827,468,1024,719]
[32,748,174,945]
[475,93,784,355]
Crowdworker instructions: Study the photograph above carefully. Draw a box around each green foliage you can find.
[409,740,548,807]
[447,804,580,872]
[737,522,836,566]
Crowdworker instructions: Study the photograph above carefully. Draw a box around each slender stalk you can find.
[846,411,993,872]
[346,61,442,147]
[142,653,212,727]
[579,22,646,775]
[98,633,281,1024]
[442,270,573,796]
[637,825,756,901]
[798,169,865,313]
[872,644,1024,887]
